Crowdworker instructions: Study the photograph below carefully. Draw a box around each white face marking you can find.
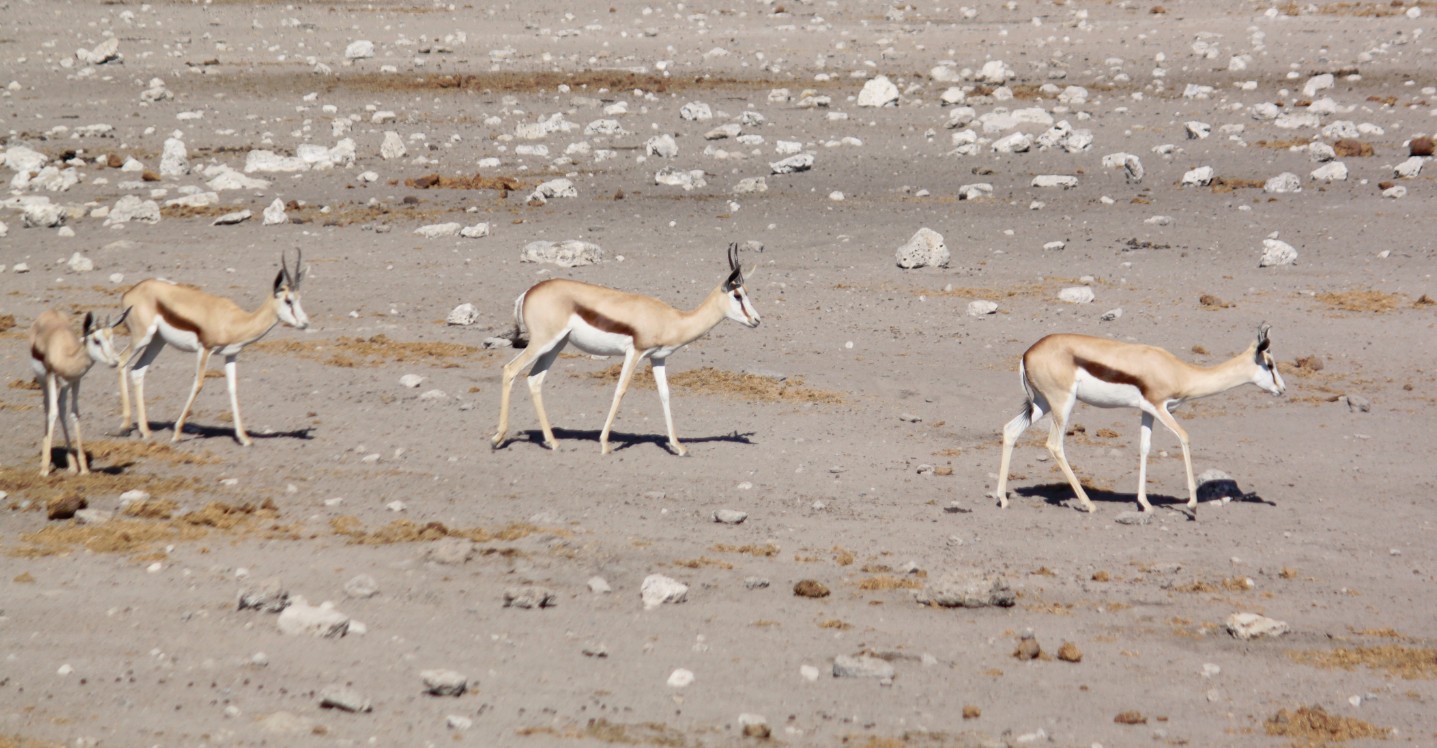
[277,288,310,329]
[727,286,761,327]
[1073,368,1148,410]
[566,314,633,357]
[85,329,122,368]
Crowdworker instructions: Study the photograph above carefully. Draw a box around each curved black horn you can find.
[728,242,739,271]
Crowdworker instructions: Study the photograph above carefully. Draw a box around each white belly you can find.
[565,315,632,357]
[154,318,204,353]
[1073,369,1147,409]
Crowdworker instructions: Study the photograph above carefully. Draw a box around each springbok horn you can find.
[293,247,304,287]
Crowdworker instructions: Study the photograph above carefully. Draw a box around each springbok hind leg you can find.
[1045,403,1096,513]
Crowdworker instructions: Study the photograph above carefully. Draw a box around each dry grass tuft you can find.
[1316,290,1407,313]
[711,542,780,557]
[593,365,844,405]
[514,718,695,745]
[1210,177,1266,192]
[1264,705,1389,743]
[405,172,524,191]
[856,575,922,591]
[331,517,547,545]
[9,499,288,558]
[0,314,16,333]
[253,334,479,368]
[1289,645,1437,679]
[818,618,852,630]
[673,556,734,570]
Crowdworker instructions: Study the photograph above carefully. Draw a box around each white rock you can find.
[212,209,252,226]
[584,119,626,136]
[645,134,679,158]
[679,101,713,121]
[800,665,821,682]
[654,167,706,190]
[446,303,479,326]
[856,75,900,108]
[713,509,748,524]
[244,150,308,174]
[1185,121,1212,139]
[66,253,94,273]
[4,145,49,173]
[420,669,467,696]
[276,599,350,638]
[704,123,742,140]
[1310,161,1348,183]
[666,669,695,688]
[1394,156,1425,178]
[587,577,612,594]
[415,222,462,239]
[344,40,375,60]
[992,132,1033,153]
[77,37,121,65]
[380,131,406,160]
[521,239,605,268]
[939,87,967,105]
[1302,73,1335,98]
[978,59,1014,84]
[104,196,160,226]
[958,183,993,200]
[833,655,895,679]
[1264,173,1302,193]
[1226,612,1289,640]
[733,176,768,194]
[769,153,814,175]
[895,228,949,269]
[532,178,577,199]
[1259,238,1298,267]
[1032,174,1078,189]
[207,167,271,191]
[1059,286,1095,304]
[967,300,998,317]
[160,138,189,177]
[1181,166,1215,187]
[262,199,288,226]
[1382,185,1407,199]
[399,374,425,388]
[1308,142,1336,163]
[460,223,490,239]
[641,574,689,610]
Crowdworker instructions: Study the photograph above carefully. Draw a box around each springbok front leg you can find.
[1151,407,1197,509]
[40,374,60,476]
[650,358,687,456]
[67,379,89,474]
[599,348,643,455]
[1136,411,1156,512]
[224,354,253,447]
[172,348,214,443]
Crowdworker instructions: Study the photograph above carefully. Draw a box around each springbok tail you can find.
[1015,359,1041,426]
[507,290,531,349]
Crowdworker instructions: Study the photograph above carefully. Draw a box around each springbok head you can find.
[83,307,130,368]
[1251,322,1285,396]
[273,249,311,330]
[721,242,761,328]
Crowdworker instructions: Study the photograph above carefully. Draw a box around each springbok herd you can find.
[29,243,1284,514]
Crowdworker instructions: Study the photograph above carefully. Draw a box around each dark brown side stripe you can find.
[576,305,638,340]
[157,298,211,348]
[1074,356,1150,400]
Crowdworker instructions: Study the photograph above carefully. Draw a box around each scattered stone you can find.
[447,715,473,730]
[963,705,981,720]
[238,578,290,612]
[666,669,695,688]
[793,579,830,598]
[243,150,308,173]
[211,209,252,226]
[654,167,707,191]
[1226,612,1289,640]
[503,585,557,609]
[446,303,479,326]
[1115,511,1152,525]
[1031,174,1078,189]
[276,599,350,638]
[895,227,949,269]
[66,253,94,273]
[319,685,372,713]
[1264,173,1301,194]
[344,40,375,60]
[380,131,406,160]
[261,199,287,226]
[421,669,467,697]
[1195,469,1243,502]
[105,196,160,226]
[424,537,475,565]
[1310,162,1348,183]
[1343,394,1372,413]
[744,576,770,590]
[967,300,998,317]
[1394,156,1424,178]
[1057,642,1083,663]
[587,576,612,594]
[460,223,490,239]
[641,574,689,610]
[343,575,379,599]
[679,101,713,121]
[918,571,1014,608]
[521,239,605,268]
[1259,238,1298,267]
[76,37,121,66]
[1013,630,1042,660]
[1181,166,1215,187]
[645,134,679,158]
[713,509,748,524]
[856,75,900,108]
[1058,286,1095,304]
[1100,308,1123,322]
[46,494,86,520]
[581,642,609,658]
[1185,121,1211,139]
[733,176,768,194]
[160,138,189,177]
[414,222,462,238]
[833,654,895,679]
[739,713,771,738]
[1410,136,1435,157]
[769,153,814,175]
[74,509,112,525]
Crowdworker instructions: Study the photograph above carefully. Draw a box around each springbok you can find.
[30,308,130,476]
[118,250,309,446]
[993,324,1285,513]
[492,243,761,455]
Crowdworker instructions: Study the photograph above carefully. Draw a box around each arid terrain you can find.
[2,1,1436,746]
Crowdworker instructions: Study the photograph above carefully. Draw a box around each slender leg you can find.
[651,358,686,456]
[1136,411,1155,512]
[994,400,1042,507]
[118,352,132,434]
[127,337,166,440]
[224,355,251,446]
[1152,408,1196,508]
[494,335,567,449]
[1045,398,1095,512]
[40,374,59,477]
[69,379,89,474]
[525,343,566,450]
[172,348,213,443]
[599,348,641,455]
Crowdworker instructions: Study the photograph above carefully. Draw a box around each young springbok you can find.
[118,250,309,446]
[993,324,1285,513]
[30,308,129,476]
[492,243,761,455]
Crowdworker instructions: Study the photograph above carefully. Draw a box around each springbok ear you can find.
[83,311,96,335]
[1256,322,1271,353]
[112,306,131,330]
[274,269,287,294]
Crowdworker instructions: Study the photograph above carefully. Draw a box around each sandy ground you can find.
[2,1,1437,746]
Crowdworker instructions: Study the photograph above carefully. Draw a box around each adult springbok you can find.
[118,250,309,446]
[492,243,761,455]
[993,324,1285,513]
[30,308,130,476]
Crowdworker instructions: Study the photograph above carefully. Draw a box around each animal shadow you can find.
[126,421,315,442]
[515,427,757,453]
